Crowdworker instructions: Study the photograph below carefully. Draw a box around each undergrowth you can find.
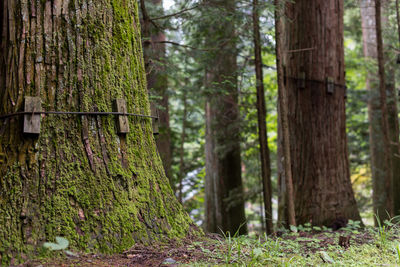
[185,219,400,266]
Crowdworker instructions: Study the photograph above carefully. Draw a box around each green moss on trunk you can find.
[0,0,198,265]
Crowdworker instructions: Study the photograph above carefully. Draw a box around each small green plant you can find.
[296,222,313,232]
[343,219,361,233]
[43,236,77,257]
[375,214,389,249]
[395,243,400,263]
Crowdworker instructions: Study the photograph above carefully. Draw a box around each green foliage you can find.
[395,243,400,263]
[343,220,362,234]
[187,227,400,266]
[43,237,69,251]
[374,214,400,249]
[43,237,78,258]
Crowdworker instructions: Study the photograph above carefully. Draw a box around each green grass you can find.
[185,223,400,266]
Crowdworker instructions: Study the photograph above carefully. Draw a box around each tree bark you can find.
[275,0,296,227]
[253,0,273,234]
[374,0,394,218]
[140,0,173,187]
[178,91,188,203]
[0,0,195,264]
[278,0,361,226]
[360,0,394,221]
[394,0,400,217]
[204,0,247,235]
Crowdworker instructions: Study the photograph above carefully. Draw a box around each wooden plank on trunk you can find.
[23,96,41,134]
[114,98,130,134]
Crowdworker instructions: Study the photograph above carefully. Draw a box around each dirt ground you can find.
[17,234,220,267]
[16,230,378,267]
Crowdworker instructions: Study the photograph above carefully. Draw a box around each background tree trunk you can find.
[374,0,394,218]
[253,0,273,234]
[275,0,296,228]
[361,0,397,220]
[360,0,390,221]
[279,0,361,226]
[394,0,400,217]
[140,0,173,187]
[178,91,188,203]
[204,0,247,235]
[0,0,195,263]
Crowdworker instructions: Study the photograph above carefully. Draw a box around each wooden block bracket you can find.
[326,77,334,94]
[114,98,130,134]
[24,96,41,134]
[151,103,159,136]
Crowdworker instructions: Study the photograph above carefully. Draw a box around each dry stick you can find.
[253,0,273,235]
[375,0,393,215]
[274,0,296,227]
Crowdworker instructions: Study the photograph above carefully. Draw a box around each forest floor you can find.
[18,222,400,266]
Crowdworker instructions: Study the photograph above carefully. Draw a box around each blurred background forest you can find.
[140,0,399,232]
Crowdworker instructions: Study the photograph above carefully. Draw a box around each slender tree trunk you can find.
[204,0,247,235]
[140,0,173,186]
[0,0,195,264]
[253,0,273,234]
[392,0,400,217]
[278,0,361,226]
[178,91,188,203]
[360,0,392,221]
[376,0,394,218]
[396,0,400,43]
[384,0,400,216]
[275,0,296,227]
[386,67,400,217]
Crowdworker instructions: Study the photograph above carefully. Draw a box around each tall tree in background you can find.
[275,0,296,228]
[395,0,400,217]
[253,0,273,234]
[204,0,247,235]
[0,0,194,263]
[278,0,361,225]
[360,0,399,220]
[140,0,173,186]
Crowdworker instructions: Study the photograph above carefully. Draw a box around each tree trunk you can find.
[375,0,394,218]
[361,0,396,220]
[0,0,195,264]
[275,0,296,228]
[178,91,188,203]
[253,0,273,234]
[140,0,173,187]
[279,0,361,226]
[204,0,247,235]
[394,0,400,217]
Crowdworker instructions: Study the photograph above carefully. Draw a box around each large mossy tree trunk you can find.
[278,0,361,226]
[0,0,195,264]
[204,0,247,235]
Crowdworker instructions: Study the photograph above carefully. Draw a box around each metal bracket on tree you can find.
[0,97,159,135]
